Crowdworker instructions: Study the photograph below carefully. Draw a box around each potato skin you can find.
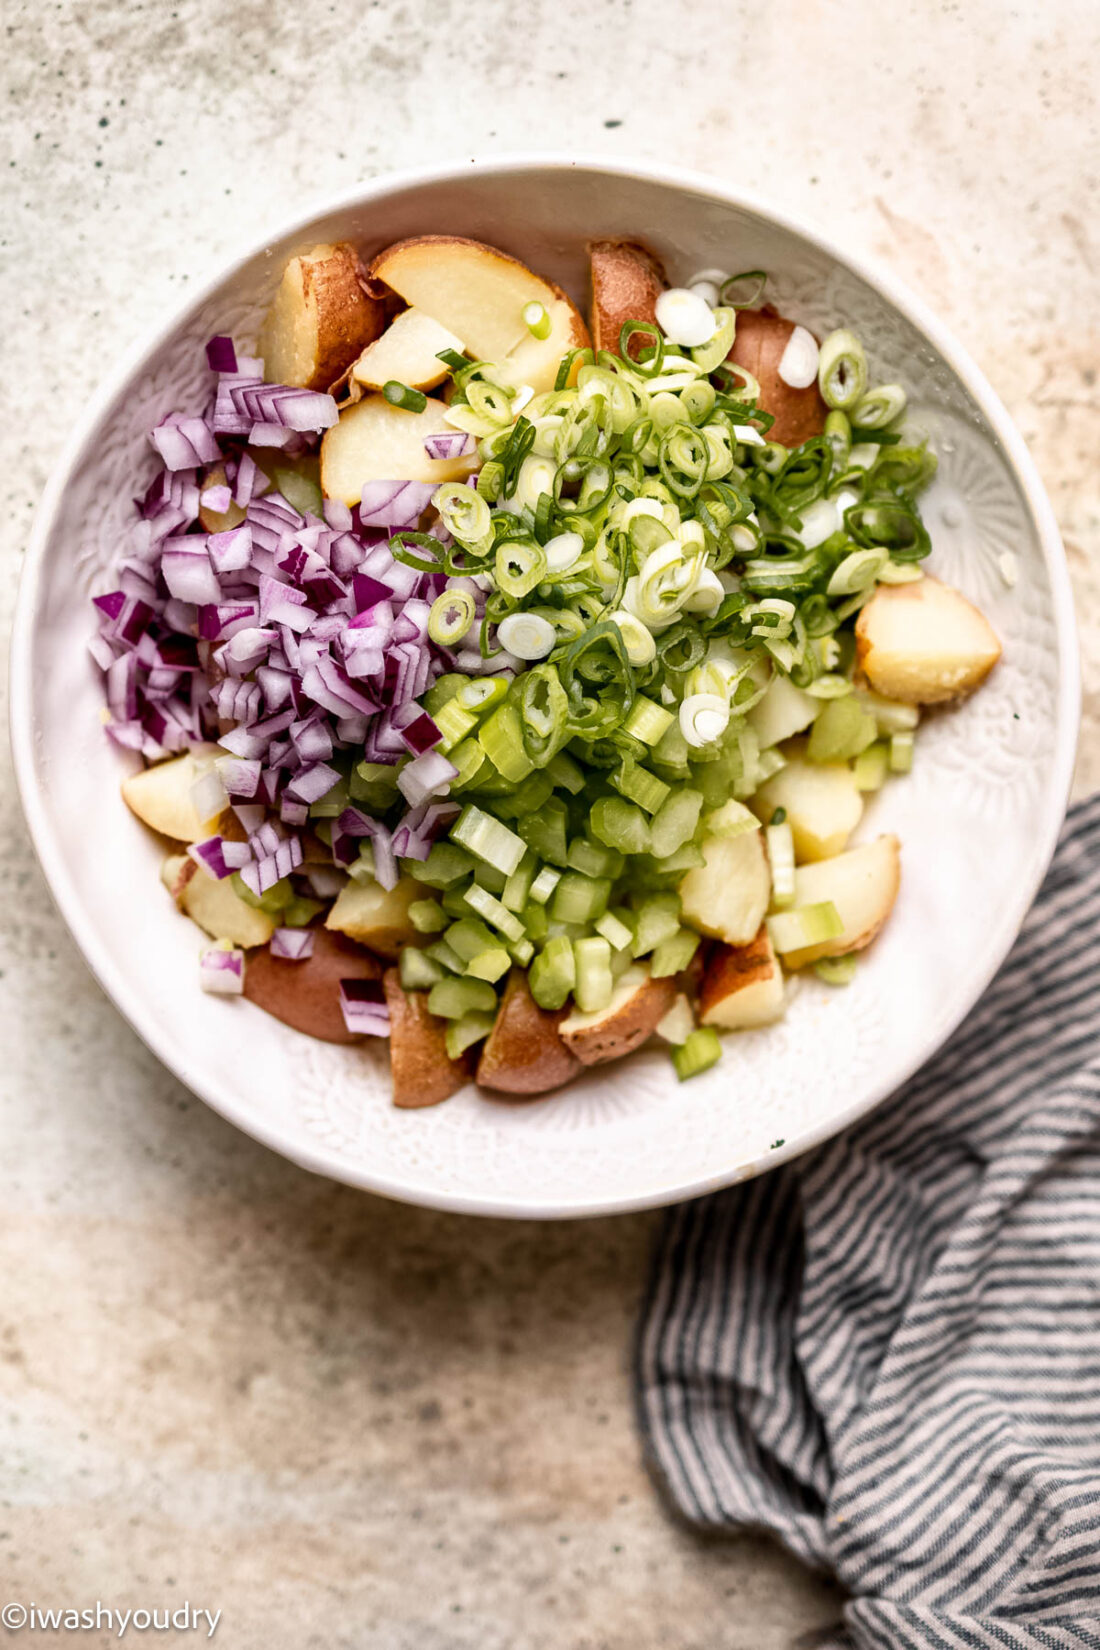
[476,970,581,1097]
[559,972,677,1066]
[259,242,386,393]
[382,969,468,1109]
[588,239,667,357]
[727,306,828,448]
[243,928,381,1045]
[699,927,784,1029]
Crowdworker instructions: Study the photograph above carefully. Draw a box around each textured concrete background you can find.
[2,1,1097,1645]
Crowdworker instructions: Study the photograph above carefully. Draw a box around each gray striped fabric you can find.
[636,797,1100,1650]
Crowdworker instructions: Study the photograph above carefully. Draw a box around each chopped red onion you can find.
[205,335,238,373]
[397,748,458,807]
[270,927,316,961]
[399,711,441,755]
[162,544,222,606]
[188,836,234,880]
[284,761,340,805]
[230,383,338,432]
[339,978,390,1036]
[152,417,221,472]
[200,944,245,995]
[423,431,474,461]
[357,480,435,529]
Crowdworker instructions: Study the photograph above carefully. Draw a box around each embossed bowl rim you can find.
[11,154,1080,1216]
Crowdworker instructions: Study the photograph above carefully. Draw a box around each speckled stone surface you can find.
[2,1,1097,1644]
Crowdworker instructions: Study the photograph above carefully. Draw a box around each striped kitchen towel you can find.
[636,795,1100,1650]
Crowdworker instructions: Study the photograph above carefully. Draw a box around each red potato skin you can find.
[243,928,381,1045]
[476,970,581,1097]
[698,928,776,1021]
[588,239,668,358]
[382,969,468,1109]
[727,306,828,448]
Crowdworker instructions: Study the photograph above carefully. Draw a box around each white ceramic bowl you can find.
[11,156,1079,1217]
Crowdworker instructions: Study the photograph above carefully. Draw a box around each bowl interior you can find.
[13,160,1076,1216]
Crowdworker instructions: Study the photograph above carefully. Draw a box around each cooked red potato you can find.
[325,876,426,959]
[161,854,275,948]
[558,964,676,1065]
[778,836,901,969]
[752,751,864,863]
[369,235,588,368]
[679,827,771,946]
[122,746,225,842]
[258,241,386,392]
[855,575,1002,705]
[382,968,468,1107]
[747,674,821,749]
[350,307,465,393]
[727,306,828,448]
[491,294,591,395]
[320,393,477,504]
[588,239,667,357]
[700,928,786,1030]
[244,928,382,1044]
[476,969,580,1096]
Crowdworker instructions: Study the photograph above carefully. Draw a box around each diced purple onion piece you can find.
[199,945,245,995]
[270,927,316,961]
[339,978,390,1037]
[206,335,238,373]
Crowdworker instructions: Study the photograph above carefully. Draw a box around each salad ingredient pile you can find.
[92,232,1003,1106]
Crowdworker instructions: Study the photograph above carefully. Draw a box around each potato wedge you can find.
[491,295,591,395]
[728,306,828,448]
[679,828,771,947]
[197,463,246,533]
[752,752,864,863]
[588,239,667,357]
[122,746,224,843]
[325,875,424,959]
[780,836,901,969]
[350,307,465,392]
[747,673,821,749]
[370,236,568,363]
[243,928,382,1044]
[320,393,477,505]
[258,241,386,393]
[476,969,580,1096]
[558,965,676,1065]
[382,969,468,1108]
[700,927,786,1030]
[161,853,275,948]
[855,575,1002,705]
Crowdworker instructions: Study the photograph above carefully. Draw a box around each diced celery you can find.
[428,976,499,1019]
[232,872,293,913]
[522,902,550,942]
[433,697,478,753]
[502,851,536,913]
[308,775,349,818]
[407,840,475,888]
[767,901,844,955]
[529,935,577,1011]
[807,696,877,763]
[410,899,449,933]
[814,953,858,986]
[623,696,675,746]
[671,1027,722,1081]
[567,837,624,879]
[350,760,400,809]
[695,760,734,809]
[648,788,704,860]
[652,718,691,774]
[518,798,570,866]
[573,936,614,1014]
[400,948,445,991]
[472,860,507,894]
[889,731,915,773]
[706,799,760,839]
[424,938,464,974]
[551,871,612,925]
[755,746,788,783]
[631,893,682,958]
[590,795,651,856]
[595,910,633,952]
[445,917,500,962]
[441,884,473,919]
[612,761,671,815]
[281,896,324,928]
[445,1010,496,1060]
[546,751,586,794]
[853,741,889,791]
[651,927,701,977]
[854,687,920,736]
[347,851,376,885]
[766,821,796,911]
[478,701,534,783]
[527,866,561,906]
[464,882,526,942]
[609,943,635,980]
[495,771,554,818]
[424,673,471,715]
[510,936,535,968]
[452,805,526,876]
[448,737,488,791]
[650,842,706,875]
[466,947,512,983]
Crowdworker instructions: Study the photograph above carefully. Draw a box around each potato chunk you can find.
[699,928,786,1030]
[122,746,224,843]
[325,876,423,958]
[588,239,667,357]
[778,836,901,969]
[258,242,386,392]
[558,965,676,1065]
[350,307,465,392]
[320,393,477,504]
[476,970,580,1096]
[855,575,1002,705]
[752,753,864,863]
[382,969,468,1108]
[679,828,771,946]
